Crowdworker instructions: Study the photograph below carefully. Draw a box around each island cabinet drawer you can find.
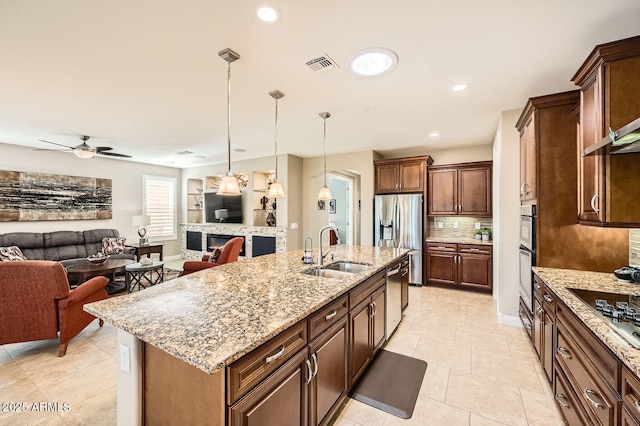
[555,368,591,426]
[621,366,640,420]
[458,244,492,255]
[349,270,385,309]
[557,303,620,390]
[227,320,307,405]
[556,323,618,426]
[425,243,457,252]
[308,294,348,341]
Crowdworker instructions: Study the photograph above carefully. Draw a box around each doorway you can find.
[329,172,360,245]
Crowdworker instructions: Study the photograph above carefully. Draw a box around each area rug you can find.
[349,349,428,419]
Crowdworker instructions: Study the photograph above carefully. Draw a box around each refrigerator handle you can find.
[394,196,400,248]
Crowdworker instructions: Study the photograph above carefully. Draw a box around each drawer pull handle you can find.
[265,345,285,363]
[590,194,600,214]
[534,283,541,290]
[583,388,605,410]
[555,393,570,409]
[543,294,553,303]
[325,310,337,321]
[372,301,377,316]
[635,399,640,414]
[369,302,375,318]
[436,246,447,249]
[304,359,312,384]
[470,248,480,252]
[311,353,318,378]
[557,347,571,360]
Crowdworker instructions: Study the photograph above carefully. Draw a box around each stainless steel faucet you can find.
[318,224,340,266]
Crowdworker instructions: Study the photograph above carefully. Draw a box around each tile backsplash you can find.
[428,217,493,240]
[631,229,640,267]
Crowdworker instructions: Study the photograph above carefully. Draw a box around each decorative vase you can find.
[475,234,482,240]
[266,212,276,227]
[482,234,490,241]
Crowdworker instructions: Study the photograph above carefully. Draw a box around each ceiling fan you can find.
[36,135,132,159]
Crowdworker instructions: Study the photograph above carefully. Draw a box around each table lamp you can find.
[214,209,229,223]
[132,215,151,245]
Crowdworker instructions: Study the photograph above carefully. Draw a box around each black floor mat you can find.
[349,349,428,419]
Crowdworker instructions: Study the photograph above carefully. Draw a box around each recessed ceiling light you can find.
[349,48,398,77]
[195,155,206,159]
[234,148,246,153]
[452,84,468,92]
[429,132,440,137]
[257,5,279,22]
[363,106,377,113]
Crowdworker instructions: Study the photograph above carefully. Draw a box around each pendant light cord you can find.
[227,61,232,174]
[323,117,327,187]
[274,97,279,179]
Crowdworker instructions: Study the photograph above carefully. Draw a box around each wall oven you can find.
[519,205,536,313]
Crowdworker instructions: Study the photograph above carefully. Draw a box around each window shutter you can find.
[143,175,177,240]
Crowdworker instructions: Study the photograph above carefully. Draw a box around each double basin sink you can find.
[302,261,370,280]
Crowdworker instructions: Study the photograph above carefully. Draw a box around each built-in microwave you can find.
[520,204,536,252]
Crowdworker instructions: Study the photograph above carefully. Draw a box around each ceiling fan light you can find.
[318,186,332,201]
[73,149,95,159]
[268,181,286,198]
[217,172,241,196]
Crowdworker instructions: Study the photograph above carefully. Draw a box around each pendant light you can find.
[267,90,286,198]
[217,48,242,196]
[318,112,332,201]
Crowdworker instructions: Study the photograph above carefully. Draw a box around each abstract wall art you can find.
[0,170,112,221]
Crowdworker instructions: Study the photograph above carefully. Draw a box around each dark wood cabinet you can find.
[348,273,386,386]
[519,113,537,203]
[426,243,492,291]
[427,162,492,217]
[374,156,433,194]
[308,316,348,426]
[229,347,310,426]
[572,35,640,227]
[533,296,543,360]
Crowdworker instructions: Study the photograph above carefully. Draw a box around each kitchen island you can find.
[84,245,408,425]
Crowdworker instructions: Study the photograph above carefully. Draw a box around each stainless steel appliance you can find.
[386,261,403,339]
[519,205,536,312]
[374,194,423,285]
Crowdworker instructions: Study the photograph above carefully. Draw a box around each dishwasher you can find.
[386,261,402,340]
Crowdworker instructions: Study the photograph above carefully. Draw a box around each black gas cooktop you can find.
[569,288,640,349]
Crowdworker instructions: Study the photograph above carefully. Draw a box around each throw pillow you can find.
[102,237,126,255]
[208,247,223,263]
[0,246,27,261]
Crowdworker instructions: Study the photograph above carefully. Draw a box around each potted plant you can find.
[474,230,482,240]
[481,228,492,241]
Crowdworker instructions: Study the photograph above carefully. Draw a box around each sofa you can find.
[0,228,134,267]
[0,260,109,356]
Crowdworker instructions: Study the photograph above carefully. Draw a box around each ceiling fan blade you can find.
[98,151,132,158]
[39,139,75,149]
[32,147,72,152]
[95,146,113,153]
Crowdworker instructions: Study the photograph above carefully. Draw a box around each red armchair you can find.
[179,237,244,276]
[0,260,109,356]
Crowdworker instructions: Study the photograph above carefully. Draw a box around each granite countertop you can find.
[425,236,493,246]
[533,266,640,377]
[84,245,408,374]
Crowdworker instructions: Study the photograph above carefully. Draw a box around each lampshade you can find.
[131,215,151,227]
[217,48,242,196]
[268,90,286,198]
[214,209,229,220]
[74,149,95,159]
[318,112,333,201]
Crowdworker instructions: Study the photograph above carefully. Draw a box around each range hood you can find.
[582,116,640,156]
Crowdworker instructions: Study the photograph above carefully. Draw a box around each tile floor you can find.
[0,284,564,425]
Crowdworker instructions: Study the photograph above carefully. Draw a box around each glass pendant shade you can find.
[268,181,286,198]
[318,112,332,201]
[318,186,332,200]
[217,171,241,196]
[74,149,95,159]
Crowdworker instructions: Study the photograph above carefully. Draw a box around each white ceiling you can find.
[0,0,639,168]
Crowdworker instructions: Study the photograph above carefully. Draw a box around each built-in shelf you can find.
[253,209,275,212]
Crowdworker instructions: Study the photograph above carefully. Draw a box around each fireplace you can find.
[207,234,245,257]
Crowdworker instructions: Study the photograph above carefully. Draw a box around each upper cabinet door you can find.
[519,115,537,203]
[398,161,425,192]
[459,165,492,216]
[428,168,457,215]
[375,163,399,194]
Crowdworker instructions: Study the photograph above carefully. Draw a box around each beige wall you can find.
[631,229,640,267]
[0,142,182,257]
[302,150,377,248]
[283,154,303,250]
[427,144,493,165]
[492,108,523,323]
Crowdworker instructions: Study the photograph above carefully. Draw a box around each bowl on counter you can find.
[87,254,110,265]
[614,267,640,283]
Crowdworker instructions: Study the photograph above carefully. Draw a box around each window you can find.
[143,175,177,241]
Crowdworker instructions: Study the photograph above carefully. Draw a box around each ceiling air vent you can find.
[306,54,339,73]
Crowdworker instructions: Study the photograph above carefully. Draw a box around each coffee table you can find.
[66,259,134,294]
[125,261,165,293]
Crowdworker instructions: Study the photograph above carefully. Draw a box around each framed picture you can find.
[329,199,336,214]
[317,200,325,210]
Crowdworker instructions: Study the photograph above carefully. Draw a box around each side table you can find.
[125,261,165,293]
[125,243,164,262]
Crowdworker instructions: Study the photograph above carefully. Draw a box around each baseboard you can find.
[498,313,523,327]
[164,254,182,262]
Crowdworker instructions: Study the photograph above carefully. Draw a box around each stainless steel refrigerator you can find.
[374,194,423,285]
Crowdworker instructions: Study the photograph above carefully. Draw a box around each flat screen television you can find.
[203,191,243,223]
